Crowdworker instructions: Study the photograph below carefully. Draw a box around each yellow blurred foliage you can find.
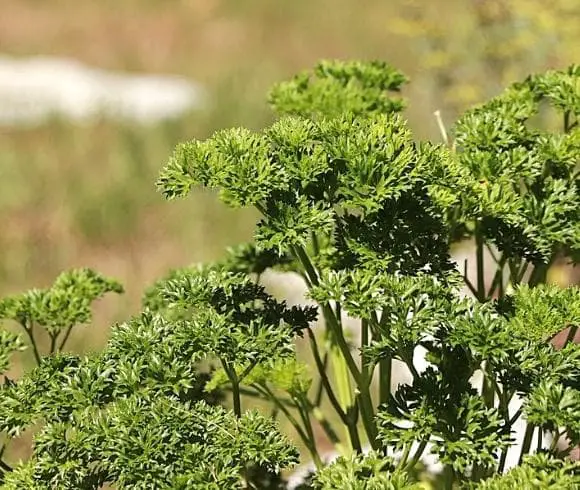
[390,0,580,114]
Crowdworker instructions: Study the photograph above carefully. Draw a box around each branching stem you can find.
[253,384,321,466]
[293,244,378,449]
[57,324,75,352]
[307,328,347,425]
[21,321,42,365]
[518,424,535,464]
[222,361,242,418]
[406,440,428,471]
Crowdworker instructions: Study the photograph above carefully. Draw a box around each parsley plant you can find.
[0,60,579,489]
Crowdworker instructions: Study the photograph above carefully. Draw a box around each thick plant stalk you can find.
[321,303,378,450]
[330,340,359,452]
[21,321,42,365]
[518,425,535,464]
[292,243,361,451]
[475,225,486,302]
[378,359,391,407]
[294,244,378,450]
[227,366,242,418]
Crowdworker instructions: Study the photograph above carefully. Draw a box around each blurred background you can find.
[1,0,579,353]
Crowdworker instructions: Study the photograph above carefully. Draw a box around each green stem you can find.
[293,245,320,287]
[0,445,10,474]
[559,443,576,458]
[49,333,57,355]
[514,260,530,286]
[564,326,579,347]
[311,231,320,256]
[331,340,358,451]
[296,398,323,468]
[346,413,363,453]
[443,465,455,490]
[486,254,507,299]
[481,363,495,409]
[293,244,378,449]
[307,329,347,425]
[475,226,486,302]
[518,424,535,464]
[379,359,391,407]
[21,322,42,365]
[508,406,522,426]
[231,380,242,418]
[405,440,428,471]
[254,202,268,216]
[222,361,241,418]
[564,110,571,133]
[550,430,564,452]
[474,367,496,481]
[57,324,75,352]
[323,311,360,450]
[495,384,516,474]
[370,312,392,408]
[292,244,358,450]
[228,386,293,407]
[485,243,499,265]
[497,446,509,474]
[401,351,419,381]
[313,351,329,407]
[293,244,361,379]
[361,319,369,381]
[537,427,544,452]
[254,384,319,465]
[463,259,479,297]
[356,392,378,450]
[397,444,412,469]
[239,360,259,383]
[528,257,553,287]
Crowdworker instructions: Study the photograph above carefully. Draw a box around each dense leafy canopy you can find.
[453,65,580,263]
[268,60,408,118]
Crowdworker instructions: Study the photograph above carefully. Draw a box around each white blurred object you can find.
[0,55,204,126]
